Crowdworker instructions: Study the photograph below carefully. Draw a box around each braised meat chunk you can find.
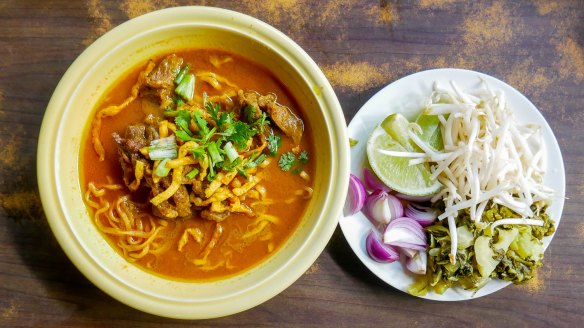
[238,90,304,145]
[145,54,183,89]
[112,119,158,191]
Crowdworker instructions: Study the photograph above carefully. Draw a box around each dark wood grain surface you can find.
[1,0,583,327]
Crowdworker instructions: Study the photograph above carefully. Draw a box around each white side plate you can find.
[339,68,565,301]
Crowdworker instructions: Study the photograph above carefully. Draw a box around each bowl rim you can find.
[37,6,349,319]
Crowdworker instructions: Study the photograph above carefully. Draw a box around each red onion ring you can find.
[404,203,438,227]
[345,174,366,215]
[363,168,391,192]
[364,190,403,226]
[365,230,399,263]
[383,217,427,249]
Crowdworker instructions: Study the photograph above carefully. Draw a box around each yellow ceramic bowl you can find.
[37,7,349,319]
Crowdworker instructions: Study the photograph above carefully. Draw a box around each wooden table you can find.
[1,1,583,326]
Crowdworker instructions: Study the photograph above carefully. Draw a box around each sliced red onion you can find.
[404,203,438,227]
[363,168,391,192]
[398,246,418,258]
[405,251,427,275]
[365,230,399,263]
[364,190,403,226]
[345,174,366,215]
[383,217,427,250]
[395,193,434,202]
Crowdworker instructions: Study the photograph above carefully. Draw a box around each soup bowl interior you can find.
[37,7,348,319]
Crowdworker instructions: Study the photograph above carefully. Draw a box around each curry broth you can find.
[80,49,315,281]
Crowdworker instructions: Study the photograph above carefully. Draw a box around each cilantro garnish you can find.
[206,101,219,118]
[192,110,210,137]
[230,121,256,149]
[192,146,206,160]
[170,101,271,181]
[266,132,281,157]
[278,150,310,173]
[298,150,309,164]
[253,112,270,133]
[243,105,259,121]
[175,110,192,136]
[175,130,197,142]
[278,152,296,172]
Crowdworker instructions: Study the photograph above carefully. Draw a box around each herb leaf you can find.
[298,150,309,164]
[192,146,206,160]
[230,121,256,149]
[175,130,196,142]
[175,110,192,136]
[243,105,259,121]
[278,152,296,171]
[253,112,270,133]
[206,102,221,124]
[192,110,211,140]
[266,132,281,157]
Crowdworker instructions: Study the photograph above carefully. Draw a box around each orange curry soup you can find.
[80,49,315,281]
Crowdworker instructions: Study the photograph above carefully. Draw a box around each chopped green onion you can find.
[207,141,223,164]
[163,110,180,117]
[155,158,171,177]
[237,167,248,179]
[349,138,359,147]
[148,136,178,160]
[185,168,199,180]
[224,141,239,163]
[149,148,178,160]
[175,73,195,102]
[150,135,176,147]
[222,157,242,171]
[174,64,190,84]
[207,164,216,182]
[245,154,267,168]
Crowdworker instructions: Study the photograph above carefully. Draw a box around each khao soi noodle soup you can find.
[80,49,315,281]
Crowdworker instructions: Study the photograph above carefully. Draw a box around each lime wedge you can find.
[415,113,444,151]
[367,115,442,196]
[380,113,416,151]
